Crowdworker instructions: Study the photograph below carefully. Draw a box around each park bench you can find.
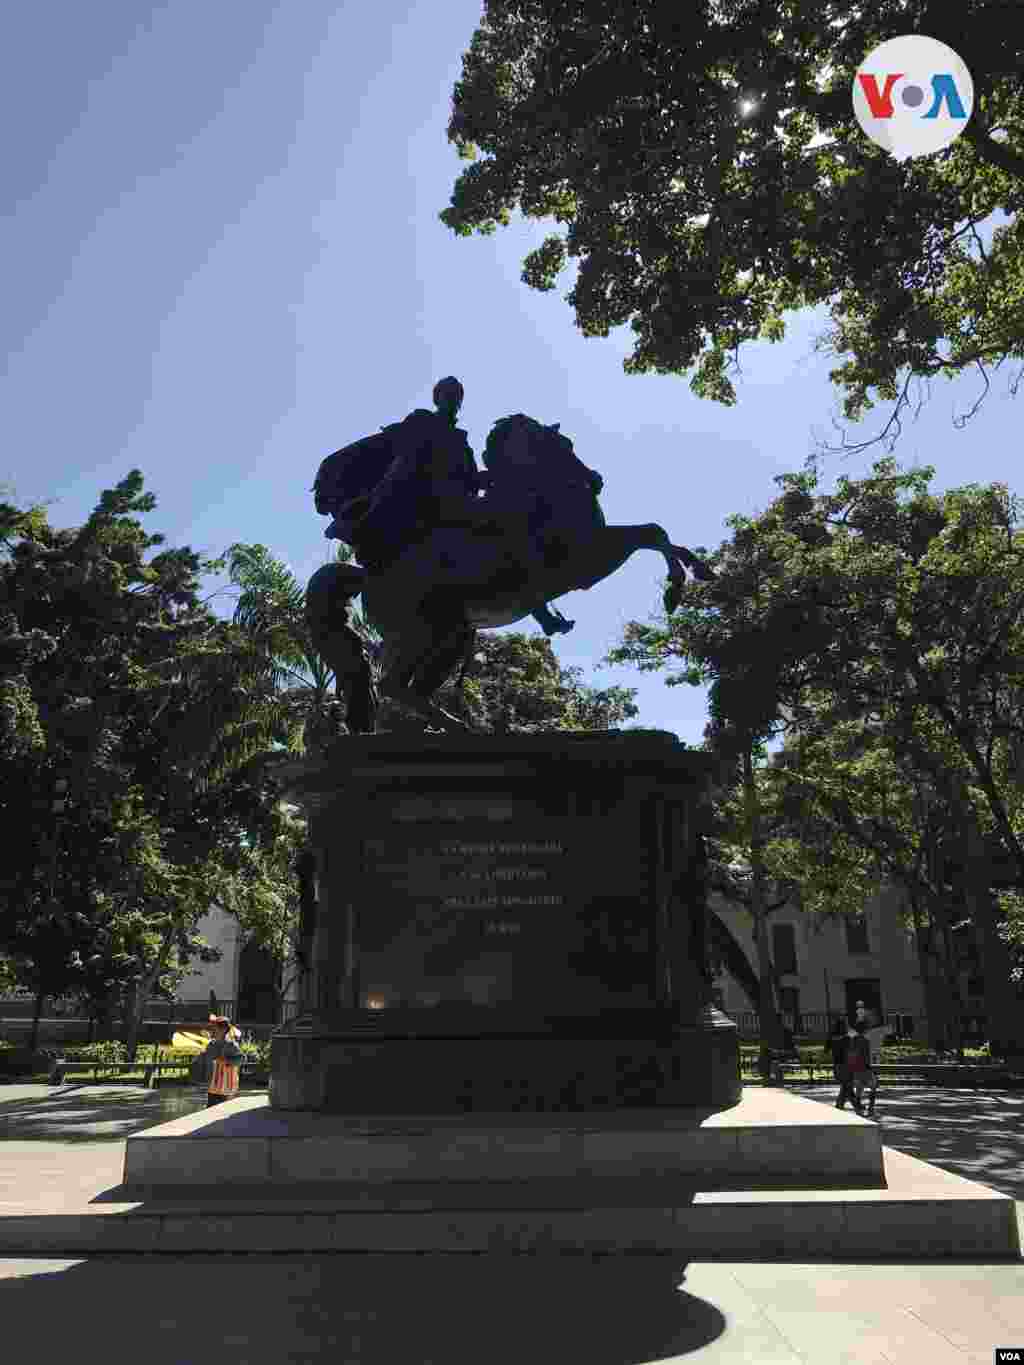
[767,1049,826,1085]
[48,1057,266,1087]
[872,1062,1024,1089]
[48,1058,165,1086]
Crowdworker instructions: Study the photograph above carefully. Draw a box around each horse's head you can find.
[482,414,577,477]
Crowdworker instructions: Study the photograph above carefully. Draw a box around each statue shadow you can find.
[0,1255,725,1364]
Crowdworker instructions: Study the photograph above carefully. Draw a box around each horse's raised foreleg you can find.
[614,527,713,584]
[670,544,715,582]
[559,523,682,593]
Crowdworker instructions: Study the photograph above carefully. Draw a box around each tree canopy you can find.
[442,0,1023,445]
[0,477,299,1052]
[608,455,1024,1052]
[439,631,639,732]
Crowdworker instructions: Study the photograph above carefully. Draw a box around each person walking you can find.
[834,1022,869,1114]
[198,1014,244,1108]
[854,1012,885,1116]
[844,1021,873,1115]
[825,1017,846,1081]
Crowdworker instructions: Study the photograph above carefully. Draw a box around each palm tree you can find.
[224,541,379,754]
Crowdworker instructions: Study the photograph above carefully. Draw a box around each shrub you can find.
[239,1038,270,1068]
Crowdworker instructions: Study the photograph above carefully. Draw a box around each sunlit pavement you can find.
[0,1082,209,1141]
[1,1082,1022,1362]
[787,1081,1024,1200]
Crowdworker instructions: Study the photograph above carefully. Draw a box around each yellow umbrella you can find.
[170,1025,242,1051]
[171,1030,209,1053]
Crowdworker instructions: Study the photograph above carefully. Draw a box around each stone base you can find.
[1,1092,1018,1258]
[270,1007,741,1114]
[123,1089,882,1188]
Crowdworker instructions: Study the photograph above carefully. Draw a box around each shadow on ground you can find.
[791,1083,1024,1200]
[0,1085,210,1141]
[0,1255,724,1365]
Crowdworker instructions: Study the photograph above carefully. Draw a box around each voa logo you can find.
[853,35,973,161]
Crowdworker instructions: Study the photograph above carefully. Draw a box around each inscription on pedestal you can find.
[350,798,652,1010]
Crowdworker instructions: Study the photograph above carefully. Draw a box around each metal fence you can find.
[723,1009,990,1042]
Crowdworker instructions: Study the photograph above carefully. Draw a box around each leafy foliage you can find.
[0,476,301,1054]
[609,455,1024,1051]
[442,1,1024,444]
[438,632,639,732]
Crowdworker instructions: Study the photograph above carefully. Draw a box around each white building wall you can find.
[711,882,925,1024]
[179,905,243,1004]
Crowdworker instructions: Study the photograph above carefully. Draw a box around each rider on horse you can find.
[308,383,714,734]
[317,378,574,635]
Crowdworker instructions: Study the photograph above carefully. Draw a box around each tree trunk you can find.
[743,745,783,1075]
[933,892,964,1056]
[96,992,117,1041]
[29,984,46,1054]
[964,813,1024,1060]
[121,980,141,1063]
[122,931,175,1063]
[909,901,949,1052]
[708,907,760,1011]
[905,861,954,1051]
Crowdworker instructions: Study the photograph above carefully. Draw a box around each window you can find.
[845,915,870,954]
[772,922,798,975]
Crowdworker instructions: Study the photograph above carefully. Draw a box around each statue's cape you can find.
[312,425,401,515]
[312,411,474,517]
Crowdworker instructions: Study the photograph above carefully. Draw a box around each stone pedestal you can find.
[270,730,739,1113]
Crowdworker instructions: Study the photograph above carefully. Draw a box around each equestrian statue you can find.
[305,377,713,734]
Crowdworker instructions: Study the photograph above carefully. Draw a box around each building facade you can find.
[178,906,300,1023]
[182,904,244,1006]
[710,881,927,1033]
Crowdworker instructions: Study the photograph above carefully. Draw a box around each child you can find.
[201,1014,244,1108]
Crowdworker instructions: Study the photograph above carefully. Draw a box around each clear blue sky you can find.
[3,1,1019,746]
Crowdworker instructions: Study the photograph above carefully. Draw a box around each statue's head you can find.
[432,376,464,421]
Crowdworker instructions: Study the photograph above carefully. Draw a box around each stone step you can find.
[122,1090,885,1187]
[0,1150,1017,1258]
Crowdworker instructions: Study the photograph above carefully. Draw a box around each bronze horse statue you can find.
[306,385,712,734]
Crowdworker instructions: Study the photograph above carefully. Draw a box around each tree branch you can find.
[962,123,1024,184]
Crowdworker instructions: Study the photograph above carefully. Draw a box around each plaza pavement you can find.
[0,1079,1022,1363]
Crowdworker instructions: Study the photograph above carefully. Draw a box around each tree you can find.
[0,476,301,1057]
[608,478,835,1068]
[215,803,311,1027]
[442,1,1024,448]
[766,707,973,1053]
[224,542,356,754]
[438,632,640,732]
[609,456,1024,1055]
